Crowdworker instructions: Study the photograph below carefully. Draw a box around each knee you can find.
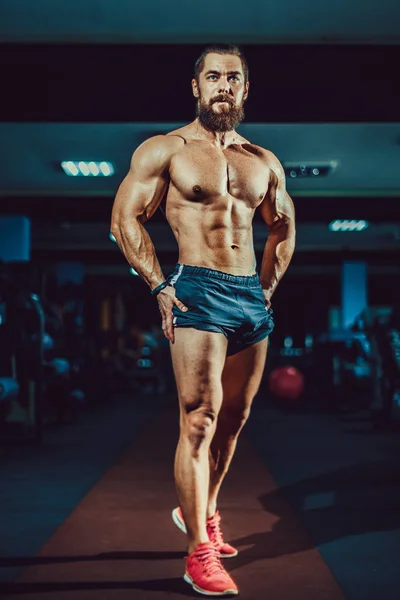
[181,401,218,450]
[219,400,252,432]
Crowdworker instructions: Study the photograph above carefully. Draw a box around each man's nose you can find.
[218,78,232,94]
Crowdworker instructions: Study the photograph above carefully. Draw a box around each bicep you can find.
[264,190,295,231]
[260,157,295,231]
[112,169,167,226]
[111,136,170,229]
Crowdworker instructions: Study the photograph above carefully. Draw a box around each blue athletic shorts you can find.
[167,264,274,356]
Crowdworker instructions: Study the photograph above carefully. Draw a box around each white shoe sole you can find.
[183,572,239,596]
[172,507,187,534]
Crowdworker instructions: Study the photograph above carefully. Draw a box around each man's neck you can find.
[193,118,238,147]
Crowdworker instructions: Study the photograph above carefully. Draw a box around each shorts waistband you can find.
[171,264,260,287]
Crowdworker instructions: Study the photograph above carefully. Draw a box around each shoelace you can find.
[194,545,226,576]
[207,512,224,547]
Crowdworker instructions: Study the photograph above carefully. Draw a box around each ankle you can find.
[188,538,210,555]
[206,505,217,520]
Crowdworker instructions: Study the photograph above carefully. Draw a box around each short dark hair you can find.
[194,44,249,83]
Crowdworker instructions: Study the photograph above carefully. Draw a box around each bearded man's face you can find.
[193,53,248,132]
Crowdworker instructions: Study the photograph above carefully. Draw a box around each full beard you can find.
[197,95,245,132]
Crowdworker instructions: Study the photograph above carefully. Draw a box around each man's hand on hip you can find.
[262,290,272,310]
[157,286,188,343]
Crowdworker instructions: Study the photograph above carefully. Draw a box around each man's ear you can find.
[243,81,250,101]
[192,78,199,98]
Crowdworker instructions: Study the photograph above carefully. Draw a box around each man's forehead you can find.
[202,53,243,74]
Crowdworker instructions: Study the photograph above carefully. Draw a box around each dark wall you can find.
[1,44,399,122]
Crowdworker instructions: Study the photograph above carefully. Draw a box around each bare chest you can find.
[169,143,269,207]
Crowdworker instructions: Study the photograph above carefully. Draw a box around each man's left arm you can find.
[258,153,296,307]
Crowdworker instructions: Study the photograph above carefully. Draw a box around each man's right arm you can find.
[110,135,175,291]
[110,135,187,343]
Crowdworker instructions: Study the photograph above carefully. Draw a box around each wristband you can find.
[151,281,170,297]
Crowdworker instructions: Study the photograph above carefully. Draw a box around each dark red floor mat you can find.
[5,409,347,599]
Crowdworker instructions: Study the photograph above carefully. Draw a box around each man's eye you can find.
[208,76,217,80]
[229,77,238,82]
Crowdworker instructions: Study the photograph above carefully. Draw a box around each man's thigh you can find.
[221,337,269,414]
[170,328,228,414]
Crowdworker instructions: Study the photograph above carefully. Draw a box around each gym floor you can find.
[1,392,399,600]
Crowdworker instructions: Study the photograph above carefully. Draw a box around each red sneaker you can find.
[172,507,238,558]
[207,511,238,558]
[184,541,239,596]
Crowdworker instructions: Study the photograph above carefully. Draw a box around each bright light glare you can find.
[130,267,139,276]
[61,161,79,176]
[329,220,369,232]
[89,161,100,176]
[61,160,114,176]
[355,221,367,231]
[100,162,113,176]
[78,161,90,176]
[109,233,117,243]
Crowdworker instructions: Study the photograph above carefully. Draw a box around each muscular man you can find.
[111,44,295,596]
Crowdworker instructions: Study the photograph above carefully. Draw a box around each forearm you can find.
[112,219,165,290]
[259,226,295,300]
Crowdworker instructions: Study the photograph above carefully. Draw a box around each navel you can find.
[193,185,202,194]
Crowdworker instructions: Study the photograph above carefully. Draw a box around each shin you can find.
[175,401,222,553]
[207,407,250,518]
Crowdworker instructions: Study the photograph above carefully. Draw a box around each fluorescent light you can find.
[88,161,100,176]
[61,161,114,177]
[99,161,113,176]
[61,161,79,176]
[78,161,90,176]
[329,220,369,232]
[283,162,337,178]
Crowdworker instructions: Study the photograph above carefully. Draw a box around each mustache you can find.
[210,95,234,105]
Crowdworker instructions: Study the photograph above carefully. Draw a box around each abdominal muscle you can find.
[166,194,257,276]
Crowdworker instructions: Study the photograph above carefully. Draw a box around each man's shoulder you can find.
[250,145,284,177]
[165,124,191,140]
[246,143,278,163]
[140,132,186,153]
[132,133,186,170]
